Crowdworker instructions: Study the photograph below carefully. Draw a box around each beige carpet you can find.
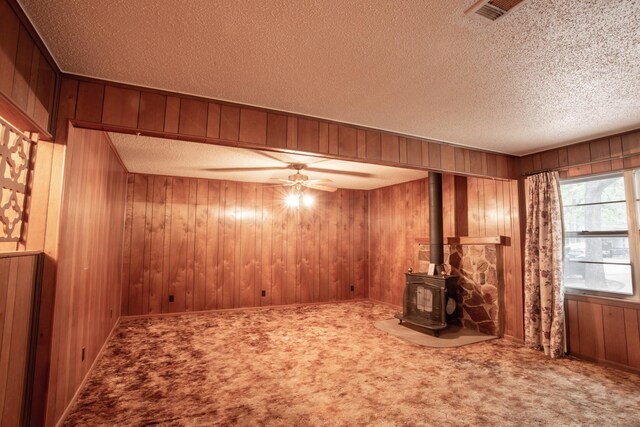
[63,301,640,426]
[374,319,497,347]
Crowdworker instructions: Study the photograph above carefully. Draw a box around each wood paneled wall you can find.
[368,179,428,307]
[444,175,524,341]
[367,175,524,341]
[60,75,515,179]
[44,127,127,426]
[121,175,368,315]
[518,128,640,177]
[0,252,42,427]
[0,0,57,136]
[566,294,640,373]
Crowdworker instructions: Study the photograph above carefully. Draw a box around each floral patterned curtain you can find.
[524,171,565,358]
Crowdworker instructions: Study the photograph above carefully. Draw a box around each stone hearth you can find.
[418,243,502,336]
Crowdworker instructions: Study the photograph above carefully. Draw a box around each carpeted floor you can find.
[63,301,640,426]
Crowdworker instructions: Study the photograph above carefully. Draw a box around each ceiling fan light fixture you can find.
[285,193,300,207]
[302,194,314,207]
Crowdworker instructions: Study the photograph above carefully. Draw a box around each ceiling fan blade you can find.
[304,167,372,178]
[304,179,334,185]
[201,166,288,172]
[304,183,338,192]
[269,178,296,184]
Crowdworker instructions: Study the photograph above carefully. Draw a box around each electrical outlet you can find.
[169,295,174,302]
[81,348,86,362]
[350,285,354,291]
[261,290,266,297]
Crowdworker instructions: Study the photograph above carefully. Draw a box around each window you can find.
[560,172,640,297]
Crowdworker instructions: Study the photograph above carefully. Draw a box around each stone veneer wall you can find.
[417,244,502,336]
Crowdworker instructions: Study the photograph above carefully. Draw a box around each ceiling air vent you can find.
[465,0,527,21]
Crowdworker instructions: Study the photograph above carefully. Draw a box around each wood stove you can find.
[395,272,457,336]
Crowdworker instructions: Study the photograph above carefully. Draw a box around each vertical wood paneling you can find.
[271,190,284,306]
[266,113,287,149]
[357,129,366,159]
[298,118,319,153]
[45,128,127,426]
[168,178,189,312]
[318,122,329,153]
[602,305,628,365]
[205,181,221,310]
[11,26,35,111]
[338,125,357,158]
[406,138,421,166]
[566,299,580,353]
[566,296,640,371]
[101,86,140,128]
[239,184,257,307]
[222,182,237,308]
[32,54,55,130]
[220,106,240,141]
[138,92,166,132]
[75,81,104,123]
[206,103,221,139]
[398,137,407,164]
[299,204,313,303]
[368,175,523,340]
[328,124,338,155]
[164,97,180,133]
[120,176,134,315]
[193,179,208,311]
[368,179,428,307]
[185,180,197,311]
[624,308,640,369]
[122,175,368,314]
[148,177,166,314]
[0,1,57,135]
[285,205,297,304]
[380,134,399,163]
[128,175,148,315]
[178,99,207,137]
[0,254,38,427]
[239,108,267,145]
[366,131,381,160]
[0,1,20,96]
[286,117,298,149]
[427,142,441,170]
[441,145,455,171]
[577,301,606,360]
[260,187,273,306]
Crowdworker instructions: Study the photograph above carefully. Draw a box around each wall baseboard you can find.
[567,352,640,376]
[121,298,370,321]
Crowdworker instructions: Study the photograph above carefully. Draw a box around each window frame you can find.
[560,170,640,302]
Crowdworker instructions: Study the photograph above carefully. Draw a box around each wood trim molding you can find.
[0,92,52,140]
[0,250,43,258]
[565,292,640,310]
[518,128,640,177]
[446,236,508,245]
[62,74,518,180]
[414,235,508,245]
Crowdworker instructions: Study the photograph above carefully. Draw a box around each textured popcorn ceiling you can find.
[21,0,640,155]
[109,133,427,190]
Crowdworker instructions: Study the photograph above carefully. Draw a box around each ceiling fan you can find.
[271,163,337,193]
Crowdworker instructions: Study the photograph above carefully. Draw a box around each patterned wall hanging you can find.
[0,116,37,245]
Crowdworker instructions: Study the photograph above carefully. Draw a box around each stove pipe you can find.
[429,172,444,274]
